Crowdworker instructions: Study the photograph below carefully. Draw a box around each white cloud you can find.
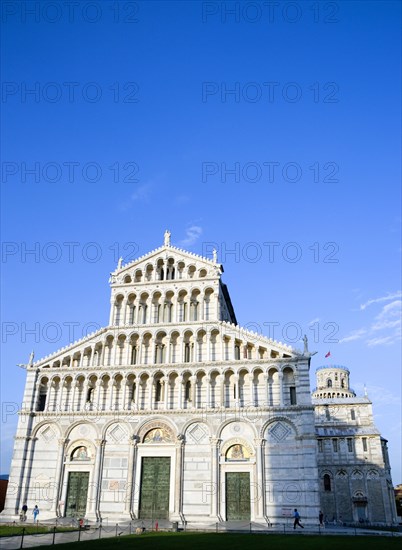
[360,291,402,311]
[366,335,399,346]
[374,300,401,321]
[178,225,203,247]
[308,317,320,325]
[339,328,367,343]
[368,299,401,344]
[340,292,401,347]
[354,384,401,406]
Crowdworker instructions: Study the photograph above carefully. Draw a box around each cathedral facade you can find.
[3,234,397,525]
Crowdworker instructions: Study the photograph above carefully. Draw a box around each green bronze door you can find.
[139,457,170,519]
[226,472,250,520]
[65,472,89,517]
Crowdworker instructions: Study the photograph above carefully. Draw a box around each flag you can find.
[325,351,331,358]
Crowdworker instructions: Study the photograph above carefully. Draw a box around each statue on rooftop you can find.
[303,334,308,354]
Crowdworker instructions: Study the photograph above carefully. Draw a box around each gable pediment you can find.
[110,244,222,286]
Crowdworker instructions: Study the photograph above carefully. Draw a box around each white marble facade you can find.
[2,234,396,524]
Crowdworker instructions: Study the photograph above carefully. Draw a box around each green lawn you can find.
[0,525,76,537]
[32,532,401,550]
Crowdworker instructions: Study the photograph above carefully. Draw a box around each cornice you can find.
[20,404,315,419]
[36,355,306,376]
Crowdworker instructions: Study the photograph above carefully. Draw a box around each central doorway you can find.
[65,472,89,517]
[225,472,251,520]
[139,457,170,519]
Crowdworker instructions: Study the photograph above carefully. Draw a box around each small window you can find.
[155,380,162,402]
[234,345,240,360]
[362,438,368,452]
[185,380,191,401]
[351,409,356,420]
[325,407,330,420]
[318,439,323,452]
[347,438,353,452]
[86,387,94,403]
[290,387,297,405]
[332,439,338,452]
[184,343,190,362]
[327,379,332,388]
[38,394,46,411]
[324,474,331,491]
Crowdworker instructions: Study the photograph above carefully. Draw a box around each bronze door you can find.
[226,472,251,520]
[65,472,89,517]
[139,457,170,519]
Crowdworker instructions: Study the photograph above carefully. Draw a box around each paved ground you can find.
[1,521,401,549]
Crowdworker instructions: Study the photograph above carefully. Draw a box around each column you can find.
[178,336,184,364]
[20,437,37,509]
[122,378,128,410]
[249,373,255,406]
[44,383,52,412]
[206,376,211,408]
[220,336,225,362]
[263,374,269,408]
[56,380,64,413]
[52,438,69,515]
[178,375,183,409]
[164,378,169,410]
[254,438,266,520]
[190,375,196,408]
[152,342,157,364]
[173,436,185,517]
[218,374,224,407]
[125,437,138,516]
[278,372,284,407]
[108,380,114,410]
[135,378,141,408]
[71,381,78,412]
[148,378,154,410]
[125,342,132,365]
[210,438,220,519]
[91,439,106,519]
[112,339,119,366]
[101,344,106,366]
[123,300,129,326]
[229,339,235,361]
[95,381,102,412]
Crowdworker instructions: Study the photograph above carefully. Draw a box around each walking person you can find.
[319,510,324,527]
[20,504,28,522]
[32,505,39,523]
[293,508,304,529]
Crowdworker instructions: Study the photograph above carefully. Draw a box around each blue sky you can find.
[1,1,401,483]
